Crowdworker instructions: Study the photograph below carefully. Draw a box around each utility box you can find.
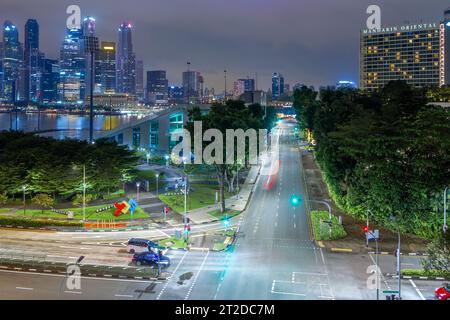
[67,211,74,220]
[174,229,182,240]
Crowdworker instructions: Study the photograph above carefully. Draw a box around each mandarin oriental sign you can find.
[362,22,438,34]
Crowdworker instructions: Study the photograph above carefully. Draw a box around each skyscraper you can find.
[146,70,168,104]
[41,58,59,104]
[272,72,284,100]
[1,21,21,103]
[58,27,85,103]
[233,78,255,98]
[182,70,201,103]
[116,22,136,94]
[82,16,96,37]
[97,41,116,93]
[81,17,99,99]
[24,19,42,103]
[135,60,144,101]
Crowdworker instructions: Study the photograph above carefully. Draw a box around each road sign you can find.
[383,290,399,294]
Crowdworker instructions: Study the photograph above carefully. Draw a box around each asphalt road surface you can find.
[0,121,441,300]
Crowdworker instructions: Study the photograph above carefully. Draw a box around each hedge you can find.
[0,216,83,228]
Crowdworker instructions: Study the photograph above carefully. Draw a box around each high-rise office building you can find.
[1,21,21,103]
[42,58,59,104]
[24,19,41,103]
[182,70,201,103]
[97,41,116,93]
[146,70,168,104]
[116,22,136,94]
[233,78,255,98]
[82,16,96,37]
[168,85,184,104]
[81,17,99,99]
[272,72,284,101]
[58,27,86,103]
[360,9,450,90]
[135,60,144,101]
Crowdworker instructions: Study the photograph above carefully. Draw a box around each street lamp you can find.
[136,182,141,202]
[82,165,87,222]
[155,173,159,196]
[146,152,150,165]
[22,185,27,215]
[165,155,169,167]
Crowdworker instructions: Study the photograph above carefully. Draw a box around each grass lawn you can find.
[208,209,240,220]
[0,208,12,214]
[311,210,347,241]
[159,237,189,249]
[159,184,232,213]
[13,205,149,221]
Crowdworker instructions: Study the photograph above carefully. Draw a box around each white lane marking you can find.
[294,223,296,229]
[185,250,210,300]
[64,290,82,295]
[156,250,189,300]
[115,294,133,298]
[0,269,159,283]
[16,287,33,291]
[409,279,426,300]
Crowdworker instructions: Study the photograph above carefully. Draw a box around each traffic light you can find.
[223,219,230,227]
[290,195,301,206]
[363,226,369,233]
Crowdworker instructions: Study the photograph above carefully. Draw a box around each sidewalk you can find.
[187,164,261,224]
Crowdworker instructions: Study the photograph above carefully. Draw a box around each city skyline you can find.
[2,0,450,90]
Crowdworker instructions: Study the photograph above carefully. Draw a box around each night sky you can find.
[1,0,449,90]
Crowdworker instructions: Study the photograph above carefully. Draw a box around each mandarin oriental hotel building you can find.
[360,9,450,91]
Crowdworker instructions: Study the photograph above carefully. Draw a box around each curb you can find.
[385,273,449,281]
[0,263,161,281]
[368,251,429,257]
[330,247,353,253]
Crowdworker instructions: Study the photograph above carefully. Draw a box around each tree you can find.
[72,194,93,207]
[186,100,268,213]
[31,194,55,214]
[0,193,8,206]
[422,231,450,273]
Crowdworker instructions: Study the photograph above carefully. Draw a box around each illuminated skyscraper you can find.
[24,19,42,103]
[116,22,136,94]
[58,27,86,103]
[272,72,284,101]
[97,41,116,93]
[135,59,144,101]
[1,21,21,103]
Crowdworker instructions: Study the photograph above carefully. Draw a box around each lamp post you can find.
[165,155,169,167]
[83,165,86,222]
[146,152,150,165]
[224,69,227,101]
[156,173,159,196]
[22,185,27,215]
[444,186,449,233]
[136,182,141,202]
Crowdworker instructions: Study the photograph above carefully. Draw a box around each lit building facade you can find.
[360,9,450,91]
[272,72,284,101]
[58,27,86,104]
[1,21,21,103]
[97,41,116,93]
[146,70,168,105]
[116,22,136,95]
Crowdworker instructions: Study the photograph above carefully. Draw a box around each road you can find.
[0,120,442,300]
